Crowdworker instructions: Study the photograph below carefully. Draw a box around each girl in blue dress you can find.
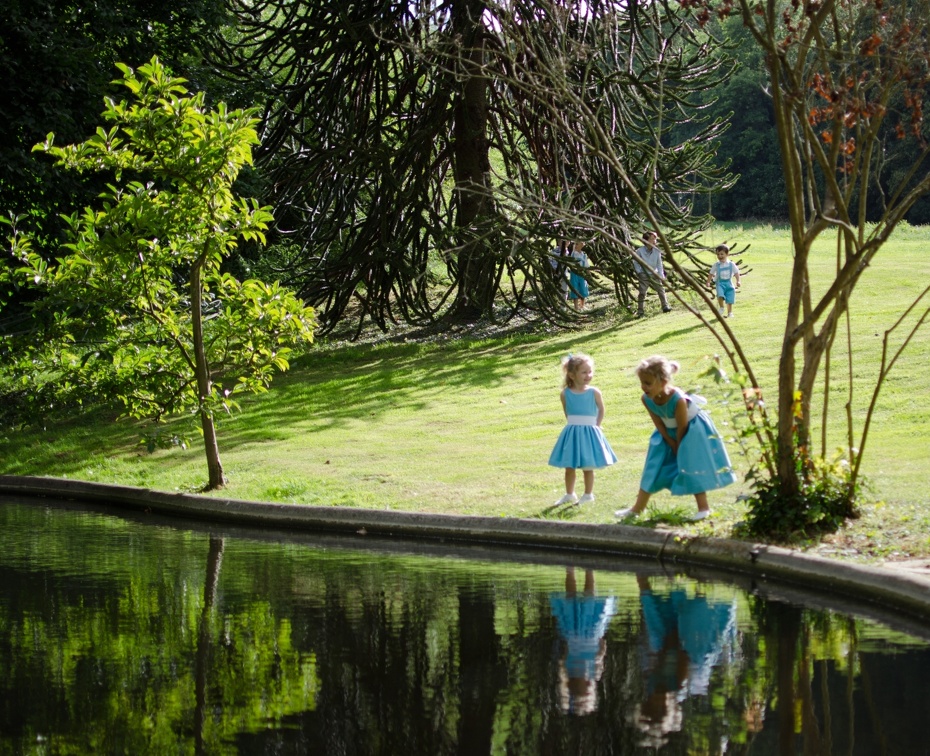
[568,241,591,311]
[549,353,617,505]
[616,356,736,521]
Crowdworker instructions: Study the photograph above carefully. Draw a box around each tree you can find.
[2,58,317,490]
[205,0,735,333]
[679,0,930,535]
[0,0,227,250]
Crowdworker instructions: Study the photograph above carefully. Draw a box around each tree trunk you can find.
[450,0,494,322]
[768,41,808,501]
[191,256,226,490]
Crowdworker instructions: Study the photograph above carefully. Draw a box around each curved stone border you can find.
[3,474,930,623]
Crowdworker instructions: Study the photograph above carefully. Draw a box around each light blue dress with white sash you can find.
[640,388,736,495]
[548,387,618,470]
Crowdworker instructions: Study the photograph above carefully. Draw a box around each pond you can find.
[2,495,929,755]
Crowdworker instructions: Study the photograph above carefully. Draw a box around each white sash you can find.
[658,394,707,428]
[566,415,598,426]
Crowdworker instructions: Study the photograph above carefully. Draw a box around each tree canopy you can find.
[205,0,735,333]
[3,59,316,489]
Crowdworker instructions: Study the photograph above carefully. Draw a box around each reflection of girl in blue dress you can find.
[616,356,736,522]
[550,567,617,715]
[633,575,738,746]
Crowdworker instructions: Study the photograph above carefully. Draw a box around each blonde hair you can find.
[561,353,594,389]
[635,355,679,384]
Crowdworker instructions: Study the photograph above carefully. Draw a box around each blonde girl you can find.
[548,353,617,505]
[616,356,735,521]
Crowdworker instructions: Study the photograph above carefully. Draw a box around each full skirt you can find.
[639,412,736,495]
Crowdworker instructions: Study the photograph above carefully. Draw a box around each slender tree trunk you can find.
[766,37,807,499]
[450,0,494,322]
[191,256,226,490]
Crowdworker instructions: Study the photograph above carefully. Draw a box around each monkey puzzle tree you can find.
[2,58,317,490]
[205,0,735,333]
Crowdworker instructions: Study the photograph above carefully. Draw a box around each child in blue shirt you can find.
[707,244,741,318]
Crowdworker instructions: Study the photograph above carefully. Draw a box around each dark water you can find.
[2,498,930,755]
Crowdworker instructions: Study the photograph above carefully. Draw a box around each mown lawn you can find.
[2,222,929,561]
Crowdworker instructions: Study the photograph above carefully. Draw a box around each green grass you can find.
[2,222,930,561]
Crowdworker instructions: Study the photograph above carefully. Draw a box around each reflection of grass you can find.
[2,223,930,560]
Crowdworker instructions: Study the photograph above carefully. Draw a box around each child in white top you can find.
[707,244,741,318]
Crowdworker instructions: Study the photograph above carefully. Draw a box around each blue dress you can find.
[640,588,737,697]
[568,251,590,300]
[550,592,618,680]
[549,388,618,469]
[640,388,736,495]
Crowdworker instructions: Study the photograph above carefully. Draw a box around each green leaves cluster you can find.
[2,58,315,483]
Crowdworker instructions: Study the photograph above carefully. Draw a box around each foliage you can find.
[205,0,735,332]
[672,0,930,535]
[739,445,862,541]
[0,0,228,253]
[1,58,316,489]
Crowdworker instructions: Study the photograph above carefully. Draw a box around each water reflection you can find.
[2,496,930,755]
[633,575,738,746]
[550,567,616,715]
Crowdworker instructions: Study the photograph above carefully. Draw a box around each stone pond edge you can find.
[2,474,929,623]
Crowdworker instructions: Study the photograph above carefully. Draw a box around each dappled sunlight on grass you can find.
[2,223,930,559]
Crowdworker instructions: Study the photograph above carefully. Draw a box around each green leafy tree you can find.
[3,58,316,490]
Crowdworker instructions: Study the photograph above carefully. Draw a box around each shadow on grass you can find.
[535,501,586,520]
[0,328,601,476]
[4,305,686,478]
[208,329,603,452]
[641,323,703,348]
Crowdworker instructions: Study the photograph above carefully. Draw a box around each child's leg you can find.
[616,488,650,519]
[717,295,725,313]
[565,566,577,595]
[695,491,710,512]
[583,568,595,596]
[582,469,595,495]
[564,468,576,494]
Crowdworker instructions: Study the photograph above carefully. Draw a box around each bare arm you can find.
[644,396,676,449]
[673,395,690,449]
[593,387,606,426]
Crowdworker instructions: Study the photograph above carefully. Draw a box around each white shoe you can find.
[554,493,579,506]
[578,493,596,505]
[688,510,711,522]
[727,312,734,318]
[614,507,640,520]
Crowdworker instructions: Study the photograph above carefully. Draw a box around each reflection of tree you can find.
[3,500,930,753]
[195,535,225,755]
[458,580,508,753]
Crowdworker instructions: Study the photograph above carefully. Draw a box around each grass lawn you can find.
[2,222,929,561]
